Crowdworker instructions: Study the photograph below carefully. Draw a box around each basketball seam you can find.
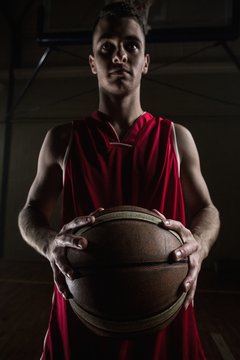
[69,292,186,334]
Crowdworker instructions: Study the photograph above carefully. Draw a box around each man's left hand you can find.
[153,210,205,310]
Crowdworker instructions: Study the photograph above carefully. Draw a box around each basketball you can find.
[65,206,188,337]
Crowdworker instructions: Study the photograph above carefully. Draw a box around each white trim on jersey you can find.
[171,122,181,178]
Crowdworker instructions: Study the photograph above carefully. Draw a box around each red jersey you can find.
[41,111,206,359]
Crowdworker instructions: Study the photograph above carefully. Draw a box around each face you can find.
[89,17,150,96]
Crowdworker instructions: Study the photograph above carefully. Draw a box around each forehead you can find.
[93,17,145,45]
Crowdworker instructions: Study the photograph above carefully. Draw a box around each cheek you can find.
[135,61,147,77]
[132,54,148,72]
[93,56,110,73]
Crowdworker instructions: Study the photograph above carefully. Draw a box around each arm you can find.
[18,124,92,299]
[18,126,64,257]
[176,124,220,258]
[163,124,220,309]
[18,124,72,257]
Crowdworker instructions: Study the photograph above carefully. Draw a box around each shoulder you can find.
[174,123,200,165]
[40,122,72,168]
[46,122,72,146]
[174,123,193,140]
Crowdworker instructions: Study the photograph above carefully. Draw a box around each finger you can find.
[182,259,199,291]
[151,209,166,221]
[61,216,95,233]
[56,233,88,249]
[162,218,186,233]
[52,245,79,280]
[171,241,198,261]
[53,250,75,278]
[50,262,73,299]
[183,281,197,310]
[90,208,105,217]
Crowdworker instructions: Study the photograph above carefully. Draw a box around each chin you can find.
[107,83,135,96]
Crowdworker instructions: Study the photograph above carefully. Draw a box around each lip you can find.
[109,68,131,76]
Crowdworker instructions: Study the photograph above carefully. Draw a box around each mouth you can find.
[109,67,131,76]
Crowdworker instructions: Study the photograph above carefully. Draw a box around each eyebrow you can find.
[96,33,143,45]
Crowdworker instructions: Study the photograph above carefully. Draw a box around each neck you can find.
[98,91,144,136]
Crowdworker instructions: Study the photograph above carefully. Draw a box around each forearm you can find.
[189,204,220,259]
[18,205,57,259]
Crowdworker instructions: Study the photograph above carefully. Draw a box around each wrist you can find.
[193,233,209,260]
[42,229,57,260]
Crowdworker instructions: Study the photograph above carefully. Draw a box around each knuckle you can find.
[75,216,91,225]
[60,224,67,232]
[55,234,65,246]
[52,246,64,258]
[181,247,187,257]
[178,221,184,229]
[175,221,184,231]
[64,235,74,243]
[180,228,191,242]
[73,217,81,225]
[57,234,73,246]
[185,228,192,238]
[51,243,58,254]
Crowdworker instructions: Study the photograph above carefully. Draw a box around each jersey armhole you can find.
[62,122,74,184]
[171,122,180,177]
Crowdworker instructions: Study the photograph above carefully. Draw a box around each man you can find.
[18,2,220,359]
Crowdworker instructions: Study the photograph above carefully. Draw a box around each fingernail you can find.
[66,272,71,279]
[165,220,170,226]
[66,270,76,280]
[175,250,182,259]
[77,237,87,248]
[77,241,83,249]
[185,282,191,291]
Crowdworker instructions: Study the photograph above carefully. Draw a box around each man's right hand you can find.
[47,215,95,300]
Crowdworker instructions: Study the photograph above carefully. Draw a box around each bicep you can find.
[175,125,213,219]
[25,129,64,221]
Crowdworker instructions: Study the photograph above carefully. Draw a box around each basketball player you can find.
[18,2,220,359]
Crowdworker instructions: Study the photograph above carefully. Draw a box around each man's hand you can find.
[47,215,93,300]
[153,210,205,310]
[163,219,204,310]
[47,209,104,300]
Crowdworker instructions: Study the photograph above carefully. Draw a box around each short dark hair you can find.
[93,1,146,36]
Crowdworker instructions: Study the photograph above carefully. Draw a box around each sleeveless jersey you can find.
[41,111,206,359]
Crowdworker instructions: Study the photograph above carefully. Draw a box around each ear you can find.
[89,54,97,75]
[142,54,150,75]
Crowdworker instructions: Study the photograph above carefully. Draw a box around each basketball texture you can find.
[65,206,188,337]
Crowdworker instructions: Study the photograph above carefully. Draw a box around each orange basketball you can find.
[66,206,188,337]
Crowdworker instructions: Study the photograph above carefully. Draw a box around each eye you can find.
[101,41,115,53]
[124,41,140,52]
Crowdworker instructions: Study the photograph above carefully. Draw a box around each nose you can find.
[112,45,127,64]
